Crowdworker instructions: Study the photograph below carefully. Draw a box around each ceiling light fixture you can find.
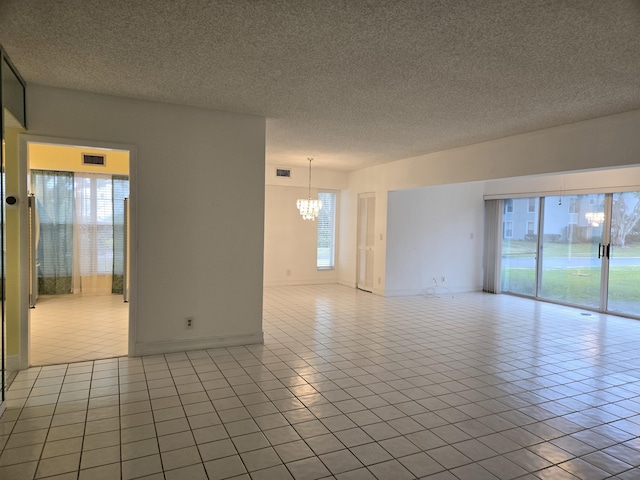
[585,211,605,227]
[296,158,322,220]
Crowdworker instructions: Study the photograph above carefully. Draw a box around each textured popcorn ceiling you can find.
[1,1,639,171]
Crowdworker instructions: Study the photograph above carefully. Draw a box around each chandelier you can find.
[296,158,322,220]
[585,211,605,227]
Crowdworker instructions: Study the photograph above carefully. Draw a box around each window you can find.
[527,221,534,235]
[74,175,115,275]
[569,197,578,214]
[528,198,536,212]
[32,170,130,295]
[317,192,336,269]
[504,199,513,213]
[504,221,513,238]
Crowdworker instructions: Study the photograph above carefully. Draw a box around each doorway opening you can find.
[26,140,132,366]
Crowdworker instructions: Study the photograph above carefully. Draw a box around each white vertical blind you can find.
[483,199,503,293]
[32,170,75,294]
[317,192,336,269]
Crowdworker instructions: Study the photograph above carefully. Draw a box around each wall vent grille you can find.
[275,168,291,178]
[82,154,106,166]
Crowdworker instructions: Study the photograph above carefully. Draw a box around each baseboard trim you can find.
[6,355,20,372]
[338,279,356,288]
[263,278,338,287]
[385,286,482,297]
[134,332,264,356]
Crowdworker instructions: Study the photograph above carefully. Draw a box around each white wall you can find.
[484,166,640,198]
[264,186,338,286]
[386,183,485,295]
[265,164,348,190]
[338,171,388,294]
[264,166,346,286]
[25,86,266,355]
[339,110,640,295]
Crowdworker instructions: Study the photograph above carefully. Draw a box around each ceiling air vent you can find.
[275,168,291,178]
[82,153,106,166]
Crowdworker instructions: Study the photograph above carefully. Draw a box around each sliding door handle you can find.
[606,244,611,259]
[598,243,603,259]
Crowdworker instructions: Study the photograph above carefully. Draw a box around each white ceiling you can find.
[1,1,639,171]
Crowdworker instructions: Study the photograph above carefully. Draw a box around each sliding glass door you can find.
[607,192,640,316]
[2,48,27,409]
[539,194,605,308]
[499,191,640,317]
[501,198,538,296]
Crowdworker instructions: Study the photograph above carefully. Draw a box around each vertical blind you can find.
[483,199,503,293]
[32,170,129,295]
[112,176,129,294]
[33,170,75,294]
[317,192,336,269]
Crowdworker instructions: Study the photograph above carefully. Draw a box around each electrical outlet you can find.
[286,269,291,276]
[441,276,445,283]
[185,317,194,329]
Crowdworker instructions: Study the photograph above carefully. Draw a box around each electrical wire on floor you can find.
[424,277,453,298]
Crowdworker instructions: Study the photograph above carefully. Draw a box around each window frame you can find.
[504,221,513,239]
[527,221,534,235]
[504,199,513,213]
[316,190,337,270]
[569,197,578,214]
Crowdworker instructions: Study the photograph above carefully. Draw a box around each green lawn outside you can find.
[502,266,640,310]
[502,238,640,314]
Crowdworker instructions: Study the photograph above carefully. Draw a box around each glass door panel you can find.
[501,197,539,296]
[1,109,5,405]
[607,191,640,316]
[539,194,605,308]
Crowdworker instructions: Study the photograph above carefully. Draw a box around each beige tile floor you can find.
[30,295,128,366]
[1,285,639,479]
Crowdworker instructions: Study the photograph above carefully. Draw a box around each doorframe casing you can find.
[17,134,138,368]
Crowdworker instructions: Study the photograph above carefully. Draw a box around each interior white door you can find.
[357,192,375,291]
